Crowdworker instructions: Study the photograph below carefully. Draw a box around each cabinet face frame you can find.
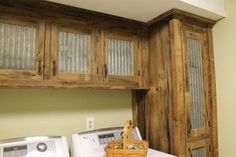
[103,31,139,85]
[187,139,211,157]
[50,23,96,82]
[182,26,211,140]
[0,16,45,80]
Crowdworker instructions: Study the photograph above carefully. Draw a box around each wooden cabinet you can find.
[187,139,211,157]
[0,3,219,156]
[48,23,141,86]
[0,16,45,80]
[50,24,96,82]
[133,10,218,157]
[103,31,139,85]
[0,4,146,88]
[183,25,213,157]
[183,27,211,140]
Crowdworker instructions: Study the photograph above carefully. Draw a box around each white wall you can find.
[213,0,236,156]
[47,0,225,22]
[181,0,225,16]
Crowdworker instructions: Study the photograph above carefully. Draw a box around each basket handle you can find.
[123,120,133,150]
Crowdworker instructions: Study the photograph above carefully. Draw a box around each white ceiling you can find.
[46,0,225,22]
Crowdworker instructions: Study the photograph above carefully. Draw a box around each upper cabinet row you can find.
[0,15,146,88]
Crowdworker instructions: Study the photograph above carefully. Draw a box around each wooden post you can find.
[169,19,186,157]
[132,90,149,140]
[207,28,219,157]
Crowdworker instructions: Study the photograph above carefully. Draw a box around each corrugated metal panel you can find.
[187,38,205,129]
[192,147,205,157]
[0,22,36,70]
[108,38,134,76]
[58,31,90,74]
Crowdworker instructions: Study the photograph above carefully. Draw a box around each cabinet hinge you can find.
[138,41,140,48]
[96,35,99,42]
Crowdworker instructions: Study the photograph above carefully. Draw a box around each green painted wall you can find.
[0,89,132,147]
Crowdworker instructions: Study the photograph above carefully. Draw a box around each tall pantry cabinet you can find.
[133,10,218,157]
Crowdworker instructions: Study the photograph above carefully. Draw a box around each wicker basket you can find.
[105,120,148,157]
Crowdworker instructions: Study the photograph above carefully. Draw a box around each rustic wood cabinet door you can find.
[0,17,45,80]
[183,29,210,140]
[50,24,96,82]
[103,32,139,85]
[187,139,211,157]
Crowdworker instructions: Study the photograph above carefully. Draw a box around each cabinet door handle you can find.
[97,67,99,74]
[37,60,42,75]
[187,119,192,134]
[104,64,108,78]
[52,60,56,76]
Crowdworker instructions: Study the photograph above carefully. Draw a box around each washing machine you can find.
[72,127,176,157]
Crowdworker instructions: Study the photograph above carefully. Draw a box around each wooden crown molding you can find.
[147,9,216,28]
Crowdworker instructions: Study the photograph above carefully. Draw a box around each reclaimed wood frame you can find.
[103,31,140,85]
[182,27,211,140]
[0,0,148,89]
[0,13,45,80]
[50,23,96,82]
[187,139,211,157]
[133,9,218,157]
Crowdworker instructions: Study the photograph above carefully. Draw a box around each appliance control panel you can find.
[0,136,69,157]
[72,127,141,157]
[72,127,176,157]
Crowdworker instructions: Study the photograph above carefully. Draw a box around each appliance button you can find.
[37,143,47,152]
